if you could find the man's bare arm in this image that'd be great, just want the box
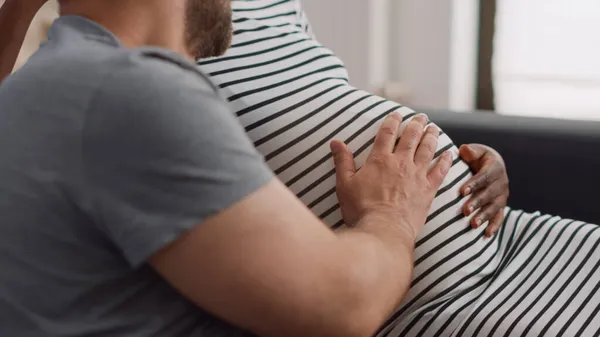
[150,114,452,337]
[0,0,46,82]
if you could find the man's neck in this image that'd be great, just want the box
[59,0,191,59]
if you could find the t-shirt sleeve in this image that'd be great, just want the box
[81,50,274,267]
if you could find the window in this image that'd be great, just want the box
[494,0,600,120]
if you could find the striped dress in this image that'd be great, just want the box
[198,1,600,336]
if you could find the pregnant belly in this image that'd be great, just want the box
[197,20,502,333]
[220,79,504,336]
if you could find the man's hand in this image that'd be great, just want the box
[331,113,453,238]
[459,144,510,237]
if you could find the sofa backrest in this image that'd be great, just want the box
[427,110,600,225]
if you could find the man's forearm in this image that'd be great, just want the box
[259,218,417,337]
[333,215,417,333]
[0,0,43,82]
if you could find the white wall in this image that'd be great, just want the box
[390,0,454,108]
[449,0,480,111]
[300,0,374,91]
[302,0,479,111]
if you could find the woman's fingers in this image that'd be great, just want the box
[463,180,497,216]
[461,160,502,196]
[486,210,505,237]
[459,144,485,166]
[471,197,505,229]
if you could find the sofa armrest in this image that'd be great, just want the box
[423,110,600,225]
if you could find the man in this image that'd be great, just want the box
[0,0,454,336]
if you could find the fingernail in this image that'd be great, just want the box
[464,187,472,196]
[492,225,499,235]
[415,114,428,123]
[475,218,482,226]
[468,205,475,214]
[330,141,340,154]
[388,112,402,120]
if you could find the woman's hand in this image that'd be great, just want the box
[459,144,510,237]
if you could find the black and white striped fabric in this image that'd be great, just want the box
[197,1,600,336]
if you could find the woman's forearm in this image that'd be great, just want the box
[0,0,44,82]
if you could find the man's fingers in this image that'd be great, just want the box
[371,112,403,157]
[395,114,428,159]
[427,151,453,188]
[485,210,505,237]
[414,125,440,167]
[461,160,501,196]
[330,140,356,182]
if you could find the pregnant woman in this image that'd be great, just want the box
[197,1,600,336]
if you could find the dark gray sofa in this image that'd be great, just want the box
[424,110,600,225]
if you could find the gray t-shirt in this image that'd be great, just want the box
[0,16,272,337]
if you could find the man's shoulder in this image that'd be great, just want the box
[19,42,218,99]
[61,46,219,101]
[7,41,217,106]
[103,47,220,96]
[82,47,237,150]
[89,47,226,119]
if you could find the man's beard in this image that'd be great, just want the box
[185,0,233,60]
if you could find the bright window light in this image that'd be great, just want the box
[495,0,600,120]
